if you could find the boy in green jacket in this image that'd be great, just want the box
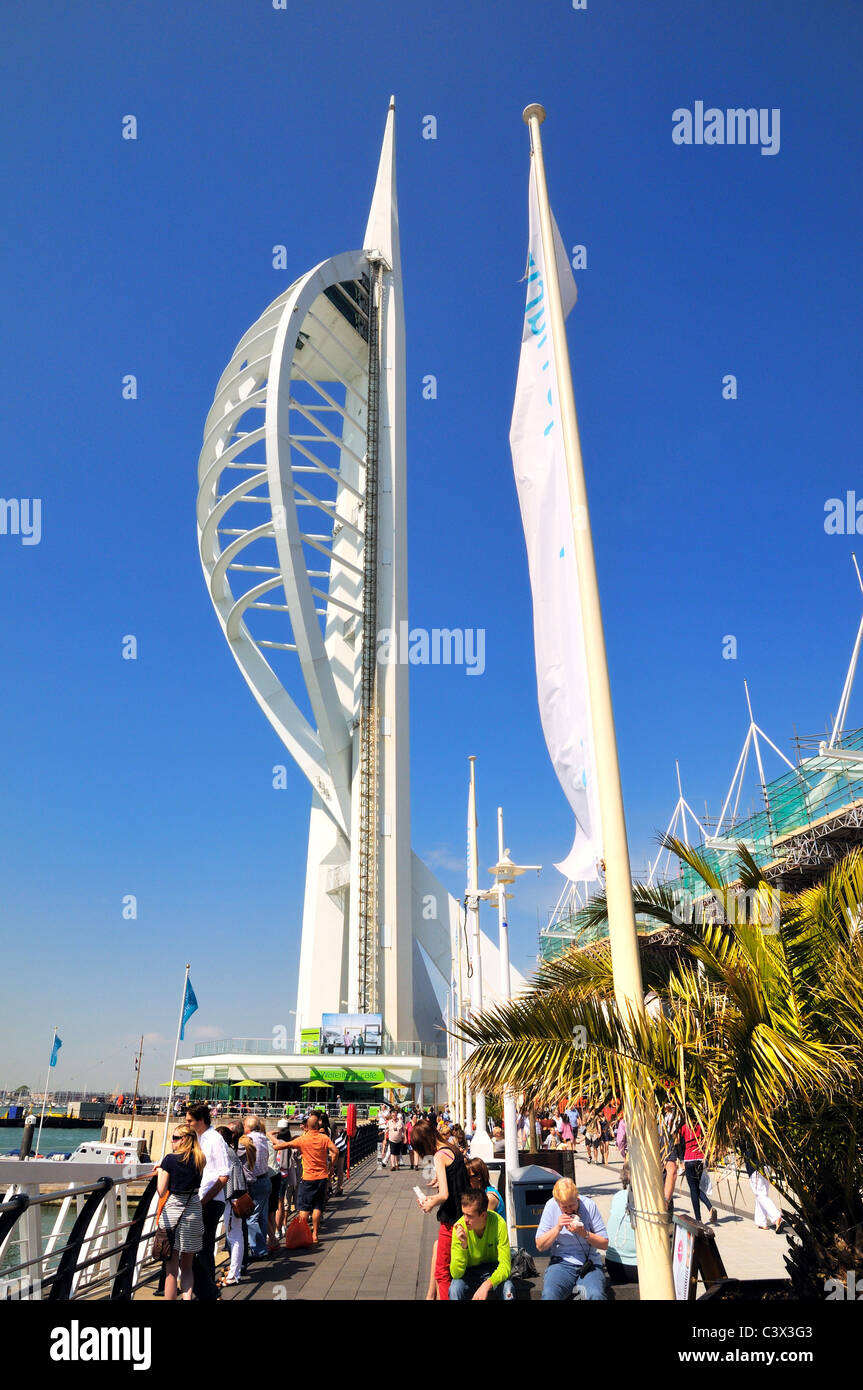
[449,1188,515,1300]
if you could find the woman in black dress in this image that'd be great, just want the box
[410,1118,469,1301]
[157,1123,205,1301]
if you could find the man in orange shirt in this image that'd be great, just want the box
[271,1114,338,1244]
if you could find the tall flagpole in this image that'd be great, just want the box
[467,756,486,1135]
[35,1030,58,1158]
[449,893,461,1122]
[497,810,523,1247]
[131,1034,144,1116]
[522,104,674,1300]
[161,963,191,1160]
[457,917,467,1124]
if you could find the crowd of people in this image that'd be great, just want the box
[376,1096,782,1301]
[153,1101,345,1300]
[152,1095,782,1301]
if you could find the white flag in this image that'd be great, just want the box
[509,165,602,882]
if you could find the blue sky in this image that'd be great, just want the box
[2,0,861,1090]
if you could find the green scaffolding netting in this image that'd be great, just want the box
[540,727,863,959]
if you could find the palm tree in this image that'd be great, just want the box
[456,839,863,1297]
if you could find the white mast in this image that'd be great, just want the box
[707,683,794,847]
[829,554,863,748]
[647,761,709,885]
[466,755,485,1133]
[161,965,190,1160]
[522,104,674,1299]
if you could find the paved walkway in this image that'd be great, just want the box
[220,1159,435,1303]
[565,1149,789,1286]
[137,1149,790,1301]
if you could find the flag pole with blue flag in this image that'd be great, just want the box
[161,965,197,1159]
[35,1029,62,1156]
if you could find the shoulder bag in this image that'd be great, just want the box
[152,1191,193,1261]
[225,1155,255,1218]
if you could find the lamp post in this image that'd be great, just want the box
[480,807,540,1245]
[464,756,484,1136]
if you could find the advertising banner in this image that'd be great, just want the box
[309,1067,386,1084]
[320,1013,382,1055]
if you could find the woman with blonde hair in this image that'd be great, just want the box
[156,1123,206,1301]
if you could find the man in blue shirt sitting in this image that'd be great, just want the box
[536,1177,609,1300]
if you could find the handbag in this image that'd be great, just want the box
[284,1211,314,1250]
[152,1192,192,1261]
[231,1191,255,1219]
[510,1249,538,1281]
[225,1152,255,1218]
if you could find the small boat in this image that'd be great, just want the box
[67,1135,152,1165]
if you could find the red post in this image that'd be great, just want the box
[346,1102,357,1179]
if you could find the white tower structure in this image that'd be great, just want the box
[196,102,518,1061]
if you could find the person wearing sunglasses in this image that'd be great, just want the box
[157,1125,205,1300]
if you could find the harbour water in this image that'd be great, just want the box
[1,1129,98,1281]
[1,1126,98,1157]
[0,1127,151,1282]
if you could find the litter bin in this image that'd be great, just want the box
[510,1164,560,1257]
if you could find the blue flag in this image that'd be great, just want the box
[180,979,198,1040]
[49,1033,62,1068]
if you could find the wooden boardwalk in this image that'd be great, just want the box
[135,1147,788,1302]
[221,1158,436,1303]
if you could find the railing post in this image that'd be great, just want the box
[0,1192,29,1274]
[22,1200,43,1300]
[111,1174,159,1301]
[48,1177,113,1301]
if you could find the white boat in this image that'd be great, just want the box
[66,1135,152,1165]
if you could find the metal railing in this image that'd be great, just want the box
[191,1037,447,1058]
[0,1170,160,1301]
[0,1121,379,1300]
[114,1103,387,1128]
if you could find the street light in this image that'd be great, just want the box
[483,807,541,1246]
